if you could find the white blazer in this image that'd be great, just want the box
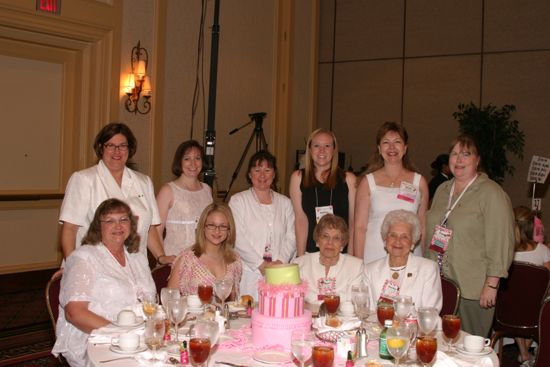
[364,254,442,313]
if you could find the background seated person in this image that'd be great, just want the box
[294,214,364,312]
[168,203,242,298]
[364,209,442,312]
[52,199,156,367]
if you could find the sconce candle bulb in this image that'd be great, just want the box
[124,40,152,114]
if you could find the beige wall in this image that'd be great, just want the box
[317,0,550,230]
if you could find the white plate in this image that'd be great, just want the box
[109,345,147,354]
[456,345,492,356]
[188,307,203,313]
[226,301,246,312]
[252,350,293,364]
[112,316,145,328]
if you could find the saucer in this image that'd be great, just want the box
[188,306,203,314]
[109,344,147,354]
[112,316,144,328]
[252,350,292,364]
[456,345,492,356]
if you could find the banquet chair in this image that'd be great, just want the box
[440,276,460,316]
[45,273,62,331]
[490,261,550,361]
[151,264,171,298]
[534,297,550,367]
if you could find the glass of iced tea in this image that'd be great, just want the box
[442,314,461,352]
[198,283,213,313]
[416,336,437,366]
[377,302,395,326]
[189,337,211,366]
[312,345,334,367]
[323,294,340,326]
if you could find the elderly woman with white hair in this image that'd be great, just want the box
[364,209,442,312]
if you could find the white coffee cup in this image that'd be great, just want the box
[187,294,202,308]
[117,310,137,326]
[340,301,355,316]
[463,335,490,353]
[112,332,140,351]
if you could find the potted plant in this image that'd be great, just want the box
[452,102,525,184]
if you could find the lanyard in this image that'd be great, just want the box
[314,187,333,207]
[441,175,478,225]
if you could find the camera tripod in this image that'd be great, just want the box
[224,112,268,201]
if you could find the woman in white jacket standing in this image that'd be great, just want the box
[229,150,296,299]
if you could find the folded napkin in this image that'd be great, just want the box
[88,323,144,344]
[434,351,494,367]
[134,350,168,366]
[313,316,362,333]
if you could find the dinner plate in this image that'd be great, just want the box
[456,345,492,356]
[188,307,204,314]
[252,350,293,364]
[112,316,145,328]
[226,301,246,312]
[109,345,147,354]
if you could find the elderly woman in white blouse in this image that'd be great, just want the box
[294,214,364,310]
[364,209,442,312]
[52,199,156,367]
[229,150,296,299]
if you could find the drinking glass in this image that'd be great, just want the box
[161,287,181,312]
[394,295,413,320]
[416,336,437,366]
[291,330,315,367]
[351,289,370,321]
[189,319,219,366]
[141,292,158,319]
[386,325,411,367]
[214,279,233,310]
[312,345,334,367]
[377,302,395,326]
[198,283,213,313]
[417,307,439,336]
[442,314,461,352]
[323,294,340,326]
[144,318,165,363]
[404,316,418,349]
[167,298,187,344]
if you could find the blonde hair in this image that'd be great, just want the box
[192,203,238,263]
[514,206,536,252]
[303,128,341,189]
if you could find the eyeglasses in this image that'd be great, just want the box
[320,233,344,243]
[103,143,129,152]
[205,223,230,232]
[100,217,131,226]
[450,151,473,159]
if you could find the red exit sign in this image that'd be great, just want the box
[36,0,61,15]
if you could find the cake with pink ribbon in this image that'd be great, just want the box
[251,263,312,348]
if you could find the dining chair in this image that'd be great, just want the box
[440,276,460,316]
[534,296,550,367]
[490,261,550,362]
[45,272,62,331]
[151,264,171,298]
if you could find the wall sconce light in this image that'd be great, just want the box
[124,41,152,114]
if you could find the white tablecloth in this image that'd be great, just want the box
[86,318,499,367]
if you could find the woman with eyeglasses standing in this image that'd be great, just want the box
[59,122,172,265]
[168,203,242,297]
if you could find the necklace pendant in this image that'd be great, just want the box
[392,272,399,280]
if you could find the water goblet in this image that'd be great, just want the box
[141,292,158,319]
[416,336,437,366]
[291,330,315,367]
[197,283,213,313]
[442,314,461,352]
[386,325,411,367]
[214,278,233,310]
[189,319,219,367]
[394,295,413,320]
[144,318,165,363]
[167,298,187,344]
[351,290,370,323]
[417,307,439,336]
[161,287,181,312]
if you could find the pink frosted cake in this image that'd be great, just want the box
[251,264,312,349]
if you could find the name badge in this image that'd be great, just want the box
[315,205,334,223]
[429,224,452,253]
[317,277,336,300]
[380,279,400,301]
[397,181,417,203]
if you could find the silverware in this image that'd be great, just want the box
[215,361,248,367]
[186,323,195,337]
[99,356,134,363]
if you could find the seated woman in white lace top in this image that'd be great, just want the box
[52,199,156,367]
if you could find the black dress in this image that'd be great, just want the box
[300,169,349,253]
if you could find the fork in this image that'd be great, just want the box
[99,356,135,363]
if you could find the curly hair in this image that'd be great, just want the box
[313,214,349,247]
[380,209,421,245]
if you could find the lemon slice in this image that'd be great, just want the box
[387,338,406,349]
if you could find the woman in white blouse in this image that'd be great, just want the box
[52,199,156,367]
[229,150,296,299]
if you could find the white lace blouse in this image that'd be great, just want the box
[52,244,155,367]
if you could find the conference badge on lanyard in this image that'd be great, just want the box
[429,224,452,253]
[315,205,334,223]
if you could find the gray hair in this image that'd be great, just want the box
[380,209,421,244]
